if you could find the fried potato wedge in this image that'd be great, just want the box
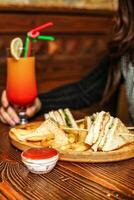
[41,139,54,148]
[71,142,90,152]
[68,133,78,144]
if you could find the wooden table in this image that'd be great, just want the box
[0,121,134,200]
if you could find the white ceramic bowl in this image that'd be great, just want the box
[21,148,59,174]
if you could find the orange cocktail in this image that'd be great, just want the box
[6,57,37,107]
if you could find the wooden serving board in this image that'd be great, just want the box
[59,144,134,162]
[9,122,134,163]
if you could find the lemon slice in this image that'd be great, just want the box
[10,37,23,60]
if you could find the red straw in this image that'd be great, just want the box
[31,22,53,33]
[27,39,32,57]
[29,22,53,38]
[28,31,39,39]
[26,22,54,56]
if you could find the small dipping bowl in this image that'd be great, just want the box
[21,148,59,174]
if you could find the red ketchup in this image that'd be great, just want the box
[22,148,58,160]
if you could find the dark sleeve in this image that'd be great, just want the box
[38,55,110,113]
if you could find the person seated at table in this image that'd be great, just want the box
[0,0,134,126]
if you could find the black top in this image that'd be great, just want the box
[38,55,110,113]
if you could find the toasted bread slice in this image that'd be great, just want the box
[54,110,65,126]
[92,112,110,151]
[11,120,52,141]
[86,116,92,131]
[85,111,105,145]
[48,111,57,121]
[102,118,134,151]
[58,109,67,126]
[11,119,68,148]
[43,119,68,148]
[64,108,78,128]
[98,116,114,150]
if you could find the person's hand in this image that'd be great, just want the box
[0,90,42,126]
[25,97,42,119]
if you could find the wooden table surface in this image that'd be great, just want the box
[0,121,134,200]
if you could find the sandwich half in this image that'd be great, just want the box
[91,112,110,151]
[102,118,134,151]
[85,111,106,146]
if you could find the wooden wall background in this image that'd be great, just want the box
[0,5,125,121]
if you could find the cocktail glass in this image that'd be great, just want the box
[6,48,37,124]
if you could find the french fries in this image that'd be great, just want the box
[59,144,72,151]
[41,139,54,148]
[78,131,88,143]
[68,133,78,144]
[71,142,90,152]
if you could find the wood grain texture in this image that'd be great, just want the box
[0,1,118,13]
[0,181,25,200]
[0,3,117,14]
[0,120,134,200]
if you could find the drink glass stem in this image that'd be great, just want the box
[19,111,28,125]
